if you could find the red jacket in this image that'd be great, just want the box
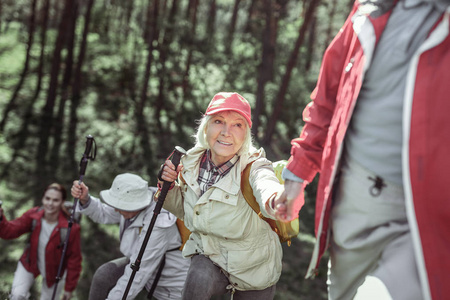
[286,2,450,300]
[0,207,82,292]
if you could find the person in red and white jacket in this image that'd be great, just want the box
[0,183,82,300]
[275,1,450,300]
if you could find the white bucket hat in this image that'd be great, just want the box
[99,173,152,211]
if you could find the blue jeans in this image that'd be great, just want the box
[182,254,276,300]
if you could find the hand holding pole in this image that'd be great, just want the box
[51,135,96,300]
[122,146,186,300]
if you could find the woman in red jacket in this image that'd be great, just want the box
[0,183,82,300]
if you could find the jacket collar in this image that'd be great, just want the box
[30,207,69,227]
[181,146,265,198]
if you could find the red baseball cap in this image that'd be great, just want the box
[205,92,252,127]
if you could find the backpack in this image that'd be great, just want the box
[241,160,300,246]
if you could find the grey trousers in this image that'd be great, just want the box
[88,257,130,300]
[328,155,422,300]
[182,254,276,300]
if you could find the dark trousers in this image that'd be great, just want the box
[182,254,276,300]
[88,257,129,300]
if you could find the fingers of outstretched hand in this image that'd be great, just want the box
[274,192,289,221]
[274,181,305,222]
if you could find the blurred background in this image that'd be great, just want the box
[0,0,353,298]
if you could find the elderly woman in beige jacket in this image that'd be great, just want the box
[158,92,284,300]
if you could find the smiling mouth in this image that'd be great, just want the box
[218,141,232,146]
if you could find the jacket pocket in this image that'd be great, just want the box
[227,244,274,289]
[208,188,239,206]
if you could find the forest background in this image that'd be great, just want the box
[0,0,353,299]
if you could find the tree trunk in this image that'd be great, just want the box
[206,0,216,43]
[262,0,320,146]
[50,0,78,176]
[0,0,52,180]
[68,0,95,176]
[0,0,37,132]
[35,0,75,199]
[304,13,317,72]
[136,0,159,177]
[185,0,195,20]
[225,0,241,54]
[252,0,277,139]
[182,0,198,98]
[124,0,134,40]
[154,0,179,156]
[244,0,256,33]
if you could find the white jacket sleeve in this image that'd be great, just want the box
[77,195,121,224]
[250,158,284,220]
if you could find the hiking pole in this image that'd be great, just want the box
[51,135,96,300]
[122,146,186,300]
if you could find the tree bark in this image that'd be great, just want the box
[124,0,134,40]
[154,0,179,155]
[0,0,52,181]
[68,0,95,176]
[225,0,241,54]
[304,13,317,72]
[0,0,37,132]
[136,0,159,177]
[244,0,256,33]
[182,0,198,98]
[206,0,216,43]
[50,0,78,176]
[252,0,277,139]
[262,0,320,146]
[35,0,75,198]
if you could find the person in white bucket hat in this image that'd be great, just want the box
[71,173,190,300]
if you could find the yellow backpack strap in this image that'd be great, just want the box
[176,173,191,250]
[240,162,260,214]
[179,172,186,185]
[176,218,190,250]
[241,162,278,232]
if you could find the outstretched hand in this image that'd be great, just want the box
[273,180,306,222]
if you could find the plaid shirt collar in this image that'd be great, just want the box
[197,150,239,195]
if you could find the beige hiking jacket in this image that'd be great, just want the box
[163,146,284,291]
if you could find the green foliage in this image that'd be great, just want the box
[0,0,353,298]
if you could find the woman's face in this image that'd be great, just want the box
[206,111,247,166]
[42,189,64,219]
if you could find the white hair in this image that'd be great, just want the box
[193,114,254,156]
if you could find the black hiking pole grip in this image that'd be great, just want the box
[122,146,186,300]
[51,135,96,300]
[79,135,95,177]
